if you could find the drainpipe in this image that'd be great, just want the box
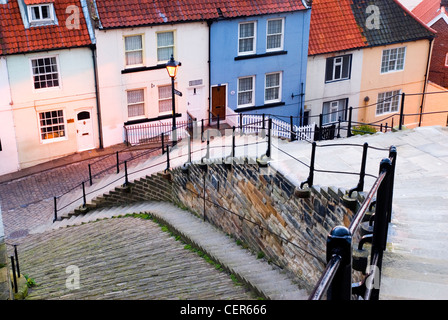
[207,19,213,125]
[419,37,434,127]
[90,44,104,149]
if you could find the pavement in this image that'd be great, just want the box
[1,125,448,300]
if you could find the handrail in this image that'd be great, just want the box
[308,254,342,300]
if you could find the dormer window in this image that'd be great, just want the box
[28,4,55,25]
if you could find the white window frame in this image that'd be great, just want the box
[30,55,61,91]
[28,4,55,25]
[266,18,284,52]
[38,109,67,144]
[157,31,175,63]
[238,21,257,56]
[322,99,347,124]
[124,34,144,68]
[237,76,255,108]
[264,72,282,104]
[126,88,146,120]
[381,47,406,73]
[376,90,401,115]
[158,84,174,115]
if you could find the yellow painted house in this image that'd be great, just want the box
[307,0,437,132]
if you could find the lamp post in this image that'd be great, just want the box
[166,54,180,146]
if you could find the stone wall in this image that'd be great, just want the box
[171,161,361,291]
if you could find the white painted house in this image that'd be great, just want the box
[91,0,211,147]
[0,0,98,172]
[0,56,20,175]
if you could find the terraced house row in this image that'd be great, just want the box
[0,0,445,175]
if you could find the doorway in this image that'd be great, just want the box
[211,85,226,121]
[76,110,95,152]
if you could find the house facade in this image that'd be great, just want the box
[209,4,311,126]
[306,0,436,131]
[91,0,212,147]
[0,0,98,172]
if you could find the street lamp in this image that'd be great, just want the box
[166,54,180,145]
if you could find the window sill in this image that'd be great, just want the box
[235,102,285,113]
[234,50,287,61]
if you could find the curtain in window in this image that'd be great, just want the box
[323,99,347,124]
[267,20,282,50]
[127,89,145,118]
[158,85,172,113]
[238,77,253,105]
[239,23,254,53]
[157,32,174,61]
[265,73,280,101]
[125,36,143,66]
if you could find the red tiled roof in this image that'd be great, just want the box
[412,0,447,24]
[24,0,55,4]
[94,0,307,29]
[309,0,436,55]
[0,0,92,55]
[308,0,367,55]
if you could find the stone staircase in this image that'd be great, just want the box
[29,201,308,300]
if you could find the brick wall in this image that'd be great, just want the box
[429,18,448,89]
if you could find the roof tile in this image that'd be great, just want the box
[0,0,92,55]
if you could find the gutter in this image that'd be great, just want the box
[207,19,213,124]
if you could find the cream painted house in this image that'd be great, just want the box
[306,0,435,133]
[0,0,98,172]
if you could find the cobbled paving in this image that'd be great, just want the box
[0,149,256,300]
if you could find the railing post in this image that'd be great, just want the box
[369,158,392,300]
[82,181,87,207]
[88,164,93,186]
[290,116,296,141]
[14,245,20,278]
[301,142,316,188]
[165,146,170,171]
[326,226,352,300]
[337,117,341,138]
[399,92,405,130]
[387,146,397,223]
[232,126,236,158]
[318,114,323,141]
[10,256,17,294]
[116,151,120,174]
[217,114,220,130]
[266,118,272,158]
[53,196,58,222]
[348,107,353,137]
[124,161,129,186]
[201,119,205,142]
[161,132,165,154]
[262,114,266,129]
[349,142,368,197]
[239,113,243,132]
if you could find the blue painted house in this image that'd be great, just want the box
[209,0,311,126]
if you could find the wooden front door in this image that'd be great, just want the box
[211,85,226,121]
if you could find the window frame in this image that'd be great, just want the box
[237,76,255,108]
[264,72,282,104]
[124,34,144,68]
[158,84,174,115]
[238,21,257,56]
[28,4,55,25]
[30,55,61,91]
[38,109,67,144]
[266,18,284,52]
[325,54,352,83]
[445,52,448,67]
[322,99,347,124]
[126,88,146,120]
[376,89,402,116]
[156,31,175,63]
[381,47,406,74]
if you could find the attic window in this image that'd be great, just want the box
[28,4,55,25]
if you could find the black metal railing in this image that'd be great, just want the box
[309,146,397,300]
